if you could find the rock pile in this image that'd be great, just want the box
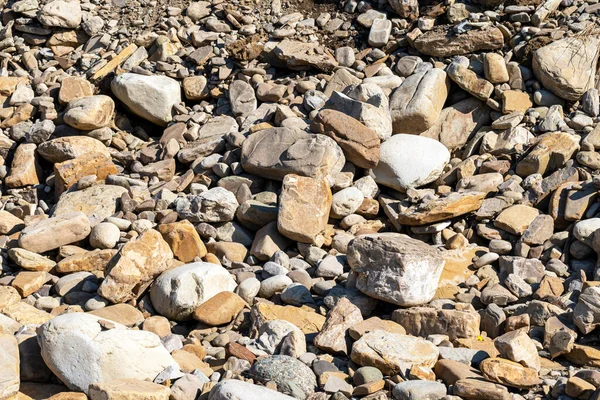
[2,0,600,398]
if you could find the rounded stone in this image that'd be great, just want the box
[247,355,317,399]
[353,366,384,385]
[89,222,120,249]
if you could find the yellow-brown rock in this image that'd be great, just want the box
[277,174,332,244]
[516,132,579,177]
[4,143,40,188]
[58,76,94,105]
[88,379,170,400]
[158,220,207,263]
[193,291,246,326]
[98,229,174,303]
[11,271,50,297]
[397,192,486,226]
[250,303,325,334]
[56,249,118,273]
[479,358,539,388]
[54,152,117,195]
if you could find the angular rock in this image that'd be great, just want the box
[193,291,246,326]
[392,307,480,341]
[54,184,128,227]
[314,298,363,355]
[54,152,117,195]
[98,229,174,304]
[158,220,207,263]
[38,136,111,164]
[347,233,445,306]
[413,25,504,57]
[63,95,114,130]
[88,379,171,400]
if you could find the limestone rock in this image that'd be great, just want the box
[158,220,207,263]
[53,184,128,227]
[414,25,504,57]
[19,212,91,254]
[38,136,111,164]
[88,379,170,400]
[392,307,480,341]
[314,298,363,355]
[347,233,445,306]
[63,95,114,130]
[150,262,237,321]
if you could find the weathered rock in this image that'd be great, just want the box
[351,331,439,375]
[54,152,117,195]
[150,262,237,321]
[229,80,257,118]
[241,127,345,181]
[193,291,246,326]
[19,212,91,254]
[347,233,445,306]
[111,73,181,126]
[158,220,207,262]
[0,333,19,400]
[533,37,600,101]
[63,95,114,130]
[247,355,317,399]
[311,109,380,169]
[395,192,487,226]
[38,136,111,164]
[390,68,449,134]
[88,379,171,400]
[494,330,541,371]
[250,303,325,335]
[54,185,128,227]
[272,40,338,72]
[479,358,540,389]
[277,174,332,243]
[5,143,40,188]
[38,0,82,28]
[392,307,480,340]
[314,298,363,355]
[516,132,579,177]
[413,25,504,57]
[38,313,178,393]
[209,379,296,400]
[98,229,174,304]
[494,205,540,235]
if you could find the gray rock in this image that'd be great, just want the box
[208,379,296,400]
[393,380,447,400]
[229,80,257,117]
[175,187,239,223]
[247,355,317,399]
[38,0,82,28]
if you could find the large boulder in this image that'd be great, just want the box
[111,73,181,126]
[37,313,178,393]
[0,333,19,399]
[150,262,237,321]
[370,134,450,192]
[533,37,600,101]
[241,127,345,181]
[347,233,445,306]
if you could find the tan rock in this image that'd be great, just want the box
[502,90,533,114]
[397,192,487,226]
[18,212,91,254]
[453,378,511,400]
[182,76,209,100]
[193,291,246,326]
[566,376,596,399]
[0,211,24,235]
[311,109,380,169]
[494,204,539,235]
[88,379,170,400]
[314,298,363,355]
[413,25,504,57]
[171,349,208,373]
[56,249,118,273]
[447,62,493,100]
[142,316,171,338]
[1,302,53,325]
[38,136,111,164]
[0,333,19,400]
[434,359,482,385]
[58,76,94,105]
[4,143,40,188]
[98,229,174,304]
[91,43,138,80]
[158,220,207,263]
[277,174,332,244]
[12,271,50,297]
[46,391,88,400]
[1,103,35,129]
[484,53,509,84]
[566,344,600,367]
[54,152,117,195]
[479,358,539,389]
[250,221,292,261]
[8,248,56,271]
[392,307,480,341]
[53,184,128,227]
[516,132,579,177]
[348,317,406,340]
[494,329,541,371]
[250,303,325,335]
[351,331,439,375]
[0,77,30,96]
[206,241,248,263]
[0,287,20,309]
[88,304,144,327]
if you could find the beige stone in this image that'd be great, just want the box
[12,271,50,297]
[314,298,363,355]
[397,192,487,226]
[0,211,24,235]
[392,307,480,341]
[206,242,247,263]
[8,248,56,271]
[494,204,540,235]
[480,358,540,389]
[502,90,533,114]
[89,379,170,400]
[0,333,19,400]
[250,303,325,335]
[38,136,111,164]
[348,317,406,340]
[484,53,509,84]
[277,174,332,244]
[18,212,91,254]
[98,229,173,303]
[516,132,579,177]
[0,287,20,309]
[182,76,209,100]
[88,304,144,327]
[1,302,53,325]
[142,316,171,338]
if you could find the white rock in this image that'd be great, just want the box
[252,319,306,356]
[370,134,450,192]
[149,262,237,321]
[111,73,181,126]
[236,277,261,304]
[259,275,293,298]
[573,218,600,247]
[208,379,297,400]
[330,187,364,219]
[89,222,120,249]
[37,313,178,393]
[38,0,82,28]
